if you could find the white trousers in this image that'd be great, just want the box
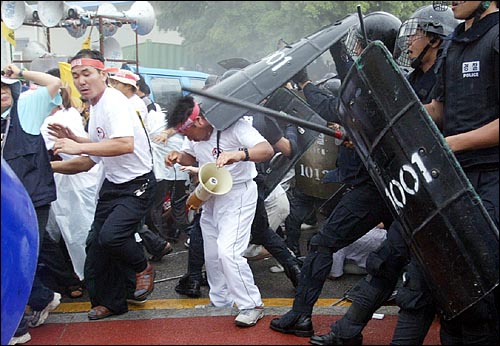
[200,180,263,310]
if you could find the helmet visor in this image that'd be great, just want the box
[344,26,369,58]
[394,19,426,67]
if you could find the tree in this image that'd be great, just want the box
[152,1,428,73]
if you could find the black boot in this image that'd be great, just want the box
[284,263,302,288]
[309,330,363,345]
[175,273,201,298]
[270,310,314,337]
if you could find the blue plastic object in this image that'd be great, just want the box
[1,158,39,345]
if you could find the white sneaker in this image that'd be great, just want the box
[8,332,31,345]
[235,307,264,327]
[28,292,61,328]
[269,264,284,273]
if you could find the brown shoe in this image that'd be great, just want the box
[87,306,115,320]
[149,242,173,262]
[134,262,155,300]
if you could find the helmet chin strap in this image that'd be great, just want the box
[465,1,491,21]
[410,36,438,70]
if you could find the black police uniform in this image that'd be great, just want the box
[323,46,452,343]
[431,11,499,345]
[270,56,395,334]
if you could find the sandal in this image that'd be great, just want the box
[67,285,84,299]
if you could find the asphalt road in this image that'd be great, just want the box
[61,221,365,307]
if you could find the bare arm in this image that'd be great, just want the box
[53,137,134,157]
[424,99,444,129]
[51,156,96,174]
[446,119,499,153]
[3,64,61,99]
[48,123,91,143]
[152,128,176,145]
[215,140,274,168]
[165,150,197,167]
[273,137,293,158]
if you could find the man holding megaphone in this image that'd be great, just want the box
[165,95,274,328]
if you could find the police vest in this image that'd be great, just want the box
[443,16,499,168]
[1,101,57,208]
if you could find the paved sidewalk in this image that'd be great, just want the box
[27,304,441,345]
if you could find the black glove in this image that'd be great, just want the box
[329,39,347,63]
[291,67,309,86]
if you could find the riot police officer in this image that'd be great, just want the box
[305,6,461,345]
[269,11,402,340]
[424,1,499,344]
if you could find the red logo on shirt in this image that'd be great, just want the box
[212,147,222,158]
[96,127,106,140]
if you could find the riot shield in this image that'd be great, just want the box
[260,87,327,199]
[337,41,499,319]
[294,132,343,200]
[196,13,359,131]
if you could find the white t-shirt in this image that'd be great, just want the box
[88,87,152,184]
[41,107,86,161]
[181,118,267,184]
[129,94,149,122]
[144,109,189,181]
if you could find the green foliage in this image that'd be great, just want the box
[152,1,429,72]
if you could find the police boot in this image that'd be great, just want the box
[175,273,201,298]
[310,330,363,345]
[270,310,314,337]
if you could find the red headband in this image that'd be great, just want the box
[176,102,200,134]
[70,58,105,70]
[113,70,139,81]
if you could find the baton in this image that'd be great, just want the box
[182,86,347,141]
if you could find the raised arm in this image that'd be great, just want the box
[3,64,61,98]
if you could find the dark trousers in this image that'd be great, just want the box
[391,260,436,345]
[145,179,189,239]
[38,231,81,293]
[292,182,393,314]
[137,223,167,257]
[84,172,156,313]
[251,191,299,269]
[330,221,411,340]
[284,188,325,256]
[186,212,204,281]
[28,205,55,311]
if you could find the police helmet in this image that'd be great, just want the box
[394,5,459,67]
[344,11,402,58]
[432,1,497,19]
[320,77,342,97]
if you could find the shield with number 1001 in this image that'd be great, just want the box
[337,41,499,319]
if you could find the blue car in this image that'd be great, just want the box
[125,65,208,111]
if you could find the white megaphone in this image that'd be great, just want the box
[95,3,123,37]
[64,19,88,38]
[1,1,39,30]
[124,1,156,36]
[22,41,50,70]
[66,4,85,19]
[91,37,123,69]
[186,162,233,210]
[37,1,65,27]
